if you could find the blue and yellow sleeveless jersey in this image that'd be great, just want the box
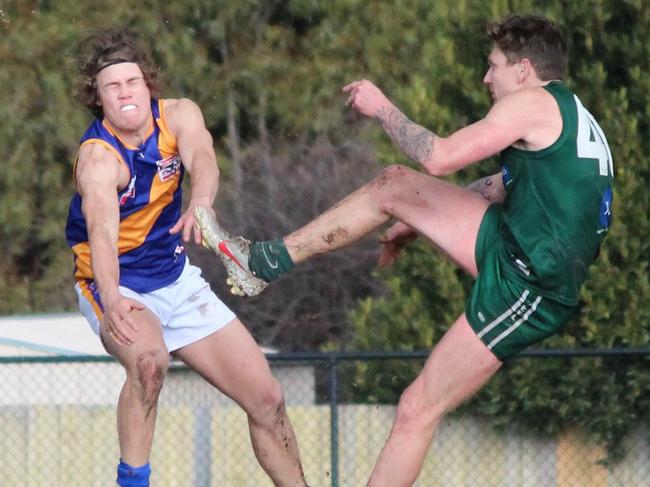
[65,98,186,307]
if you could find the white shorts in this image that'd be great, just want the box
[75,259,236,352]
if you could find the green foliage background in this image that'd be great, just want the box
[0,0,648,462]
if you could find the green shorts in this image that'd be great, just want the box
[466,205,577,360]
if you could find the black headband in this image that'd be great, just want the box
[94,58,134,75]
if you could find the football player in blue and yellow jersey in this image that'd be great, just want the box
[65,29,308,487]
[195,14,614,487]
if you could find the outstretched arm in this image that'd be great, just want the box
[377,106,436,170]
[166,98,220,244]
[344,79,541,177]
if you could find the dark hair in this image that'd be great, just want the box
[74,28,161,118]
[488,14,568,81]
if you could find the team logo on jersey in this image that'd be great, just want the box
[502,165,513,186]
[173,244,185,261]
[119,176,137,206]
[597,186,613,235]
[156,155,181,182]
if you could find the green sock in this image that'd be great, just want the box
[249,239,295,282]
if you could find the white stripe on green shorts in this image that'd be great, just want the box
[477,290,530,339]
[487,295,543,350]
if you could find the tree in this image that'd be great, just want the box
[0,0,648,461]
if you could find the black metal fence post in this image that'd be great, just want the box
[328,354,339,487]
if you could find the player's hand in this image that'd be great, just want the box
[102,295,144,346]
[378,222,418,268]
[170,199,214,244]
[343,79,392,118]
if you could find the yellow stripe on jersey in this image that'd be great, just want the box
[72,242,93,280]
[72,175,181,275]
[77,279,104,320]
[72,176,181,274]
[117,173,181,253]
[157,99,178,159]
[77,138,131,183]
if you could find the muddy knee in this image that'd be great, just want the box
[374,164,420,213]
[248,379,286,424]
[135,349,169,408]
[375,164,414,188]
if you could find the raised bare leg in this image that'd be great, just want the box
[195,165,489,295]
[284,164,490,274]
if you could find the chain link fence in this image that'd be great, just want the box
[0,350,647,486]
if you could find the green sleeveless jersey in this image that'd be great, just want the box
[499,81,614,305]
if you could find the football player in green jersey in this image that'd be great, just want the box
[196,13,613,487]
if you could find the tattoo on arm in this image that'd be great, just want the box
[377,106,436,165]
